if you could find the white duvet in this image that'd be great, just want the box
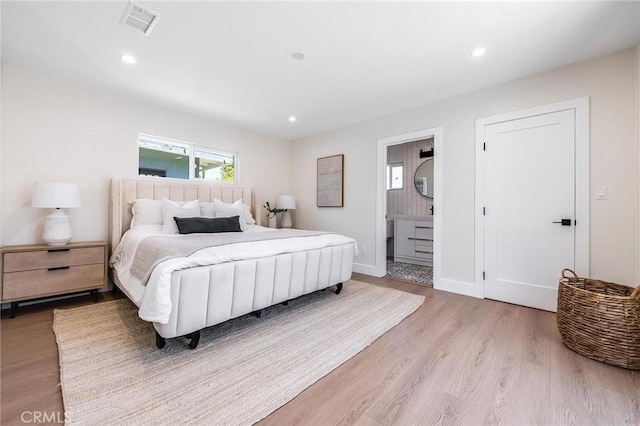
[110,225,357,324]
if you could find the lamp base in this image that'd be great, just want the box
[43,209,72,245]
[281,211,292,228]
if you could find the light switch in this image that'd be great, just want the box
[595,186,607,200]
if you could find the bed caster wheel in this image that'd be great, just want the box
[252,309,262,318]
[155,332,166,349]
[335,283,343,294]
[187,331,200,350]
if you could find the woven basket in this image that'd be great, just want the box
[557,269,640,370]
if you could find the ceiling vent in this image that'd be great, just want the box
[120,1,160,36]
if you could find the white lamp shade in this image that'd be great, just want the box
[277,195,296,210]
[32,182,81,208]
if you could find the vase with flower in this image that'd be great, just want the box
[263,201,285,228]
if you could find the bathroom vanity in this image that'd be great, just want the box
[394,215,433,267]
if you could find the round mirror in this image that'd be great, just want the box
[414,159,434,198]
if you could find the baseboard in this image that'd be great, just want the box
[352,262,382,277]
[434,277,483,299]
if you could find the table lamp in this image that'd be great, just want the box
[31,182,81,245]
[277,195,296,228]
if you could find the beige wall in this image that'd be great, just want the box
[1,64,292,246]
[292,48,639,286]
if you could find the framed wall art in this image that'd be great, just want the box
[317,154,344,207]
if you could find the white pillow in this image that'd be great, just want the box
[200,202,216,218]
[129,199,163,228]
[208,199,256,225]
[162,198,201,234]
[213,199,247,231]
[243,203,257,225]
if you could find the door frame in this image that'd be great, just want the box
[376,127,443,280]
[474,97,590,296]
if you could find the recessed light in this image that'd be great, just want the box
[291,52,305,60]
[289,116,297,122]
[471,47,486,57]
[121,54,136,64]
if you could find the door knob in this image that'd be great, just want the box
[552,219,572,226]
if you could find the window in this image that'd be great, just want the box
[194,149,235,182]
[138,137,190,179]
[138,135,237,183]
[386,162,403,190]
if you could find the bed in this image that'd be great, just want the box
[109,178,355,349]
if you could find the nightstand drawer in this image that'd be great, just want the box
[2,264,105,300]
[3,247,104,273]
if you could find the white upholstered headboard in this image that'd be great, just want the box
[110,178,258,252]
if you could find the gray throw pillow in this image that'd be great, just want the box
[174,216,242,234]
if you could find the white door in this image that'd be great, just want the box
[483,109,576,311]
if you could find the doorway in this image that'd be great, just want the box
[386,138,434,285]
[376,127,443,283]
[475,98,589,312]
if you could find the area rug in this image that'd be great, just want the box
[386,260,433,286]
[53,280,424,425]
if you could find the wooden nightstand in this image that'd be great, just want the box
[1,241,107,317]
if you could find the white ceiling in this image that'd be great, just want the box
[3,1,639,140]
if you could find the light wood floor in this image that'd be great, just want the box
[2,274,638,425]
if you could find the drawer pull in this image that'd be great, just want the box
[415,226,433,229]
[415,250,433,254]
[48,266,70,271]
[48,248,70,253]
[408,238,433,241]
